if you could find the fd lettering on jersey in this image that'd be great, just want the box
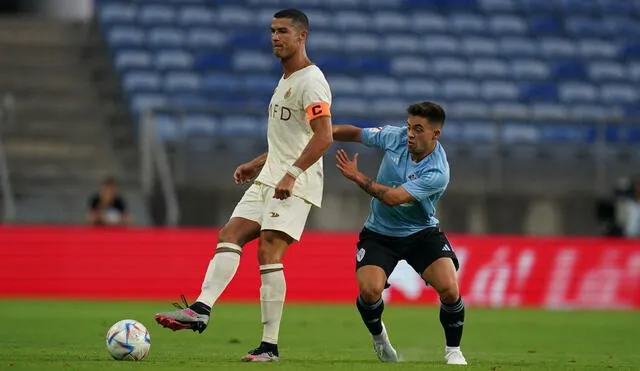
[269,104,292,121]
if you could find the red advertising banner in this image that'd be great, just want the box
[1,226,639,309]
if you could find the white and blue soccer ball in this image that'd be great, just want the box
[105,319,151,361]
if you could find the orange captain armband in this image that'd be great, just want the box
[306,102,331,120]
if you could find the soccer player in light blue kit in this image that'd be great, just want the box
[332,102,467,365]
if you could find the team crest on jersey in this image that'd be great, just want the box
[368,127,383,133]
[408,173,417,180]
[284,88,292,99]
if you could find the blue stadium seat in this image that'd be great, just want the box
[423,35,460,55]
[154,50,193,70]
[479,0,516,12]
[401,79,438,99]
[372,11,410,32]
[458,120,497,143]
[169,93,209,108]
[328,76,361,95]
[218,6,253,26]
[602,17,640,37]
[450,14,487,34]
[600,84,639,103]
[510,59,550,80]
[559,82,598,103]
[570,104,613,120]
[123,71,161,93]
[499,37,537,57]
[621,43,640,59]
[303,10,332,29]
[177,6,215,26]
[501,122,541,144]
[186,28,227,49]
[232,50,276,72]
[335,11,370,31]
[432,57,468,77]
[519,82,558,101]
[566,16,606,37]
[460,37,499,56]
[443,80,480,99]
[182,114,218,136]
[531,103,569,120]
[383,34,420,53]
[148,27,185,48]
[228,29,270,49]
[550,60,587,80]
[131,93,167,114]
[528,16,561,35]
[99,3,137,24]
[194,52,231,71]
[561,0,600,14]
[470,58,509,78]
[138,4,175,26]
[391,56,429,76]
[362,76,401,96]
[219,115,265,137]
[308,32,341,52]
[370,98,406,116]
[588,61,625,81]
[540,38,578,58]
[164,71,200,93]
[201,73,242,93]
[332,97,369,116]
[243,75,278,94]
[629,62,640,82]
[411,13,447,32]
[539,124,596,144]
[480,81,519,100]
[114,50,151,70]
[597,0,636,14]
[519,0,559,12]
[489,15,527,34]
[107,26,145,48]
[351,56,390,74]
[345,33,378,52]
[492,102,530,119]
[578,39,619,59]
[449,101,491,118]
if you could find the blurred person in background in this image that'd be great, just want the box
[623,178,640,238]
[87,177,130,226]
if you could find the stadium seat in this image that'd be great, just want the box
[628,62,640,82]
[201,73,242,93]
[460,37,499,56]
[194,52,231,71]
[499,37,538,57]
[154,50,193,70]
[531,103,570,120]
[243,75,279,94]
[99,3,137,24]
[510,59,550,80]
[219,115,266,139]
[480,81,519,100]
[401,79,438,99]
[345,33,378,52]
[539,38,578,58]
[443,80,480,99]
[372,11,410,31]
[335,11,369,31]
[303,10,332,29]
[182,114,218,136]
[559,82,598,103]
[411,13,447,32]
[131,93,167,114]
[529,16,561,35]
[423,35,460,55]
[432,57,468,77]
[550,60,587,80]
[492,102,530,119]
[114,50,152,70]
[362,76,401,96]
[123,71,161,93]
[588,61,626,81]
[519,82,558,102]
[390,56,429,76]
[370,98,406,116]
[489,15,527,34]
[600,84,639,103]
[328,76,361,95]
[218,6,253,26]
[450,14,487,34]
[232,50,276,72]
[449,101,491,118]
[501,122,541,144]
[470,59,509,78]
[138,4,175,26]
[177,6,215,26]
[154,114,180,141]
[307,32,341,52]
[107,26,145,48]
[331,97,369,116]
[186,28,227,49]
[566,16,605,37]
[383,34,420,53]
[577,39,619,59]
[170,93,209,108]
[148,27,185,48]
[479,0,516,12]
[164,72,201,93]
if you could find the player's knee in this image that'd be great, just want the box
[438,284,460,304]
[359,282,385,303]
[257,231,289,265]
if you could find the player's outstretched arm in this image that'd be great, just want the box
[335,149,414,207]
[332,124,362,142]
[233,152,267,185]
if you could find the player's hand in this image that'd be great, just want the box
[233,162,259,185]
[273,173,296,200]
[335,149,359,181]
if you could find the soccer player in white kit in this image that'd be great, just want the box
[154,9,333,362]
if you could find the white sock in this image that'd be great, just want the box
[195,242,242,307]
[260,264,286,344]
[446,346,461,352]
[373,323,389,344]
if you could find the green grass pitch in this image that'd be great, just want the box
[0,299,638,370]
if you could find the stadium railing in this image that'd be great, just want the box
[0,93,16,223]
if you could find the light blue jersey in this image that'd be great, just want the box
[360,125,450,237]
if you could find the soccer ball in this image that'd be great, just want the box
[105,319,151,361]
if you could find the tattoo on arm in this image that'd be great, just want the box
[358,176,389,201]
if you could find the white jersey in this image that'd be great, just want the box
[255,64,331,207]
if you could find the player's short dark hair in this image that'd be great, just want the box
[273,9,309,31]
[407,101,446,127]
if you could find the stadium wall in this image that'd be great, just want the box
[1,226,639,310]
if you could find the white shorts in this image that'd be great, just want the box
[230,183,312,241]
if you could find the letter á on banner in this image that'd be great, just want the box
[544,249,579,309]
[467,247,511,308]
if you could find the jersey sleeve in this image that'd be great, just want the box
[400,170,448,202]
[302,75,332,121]
[360,125,403,151]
